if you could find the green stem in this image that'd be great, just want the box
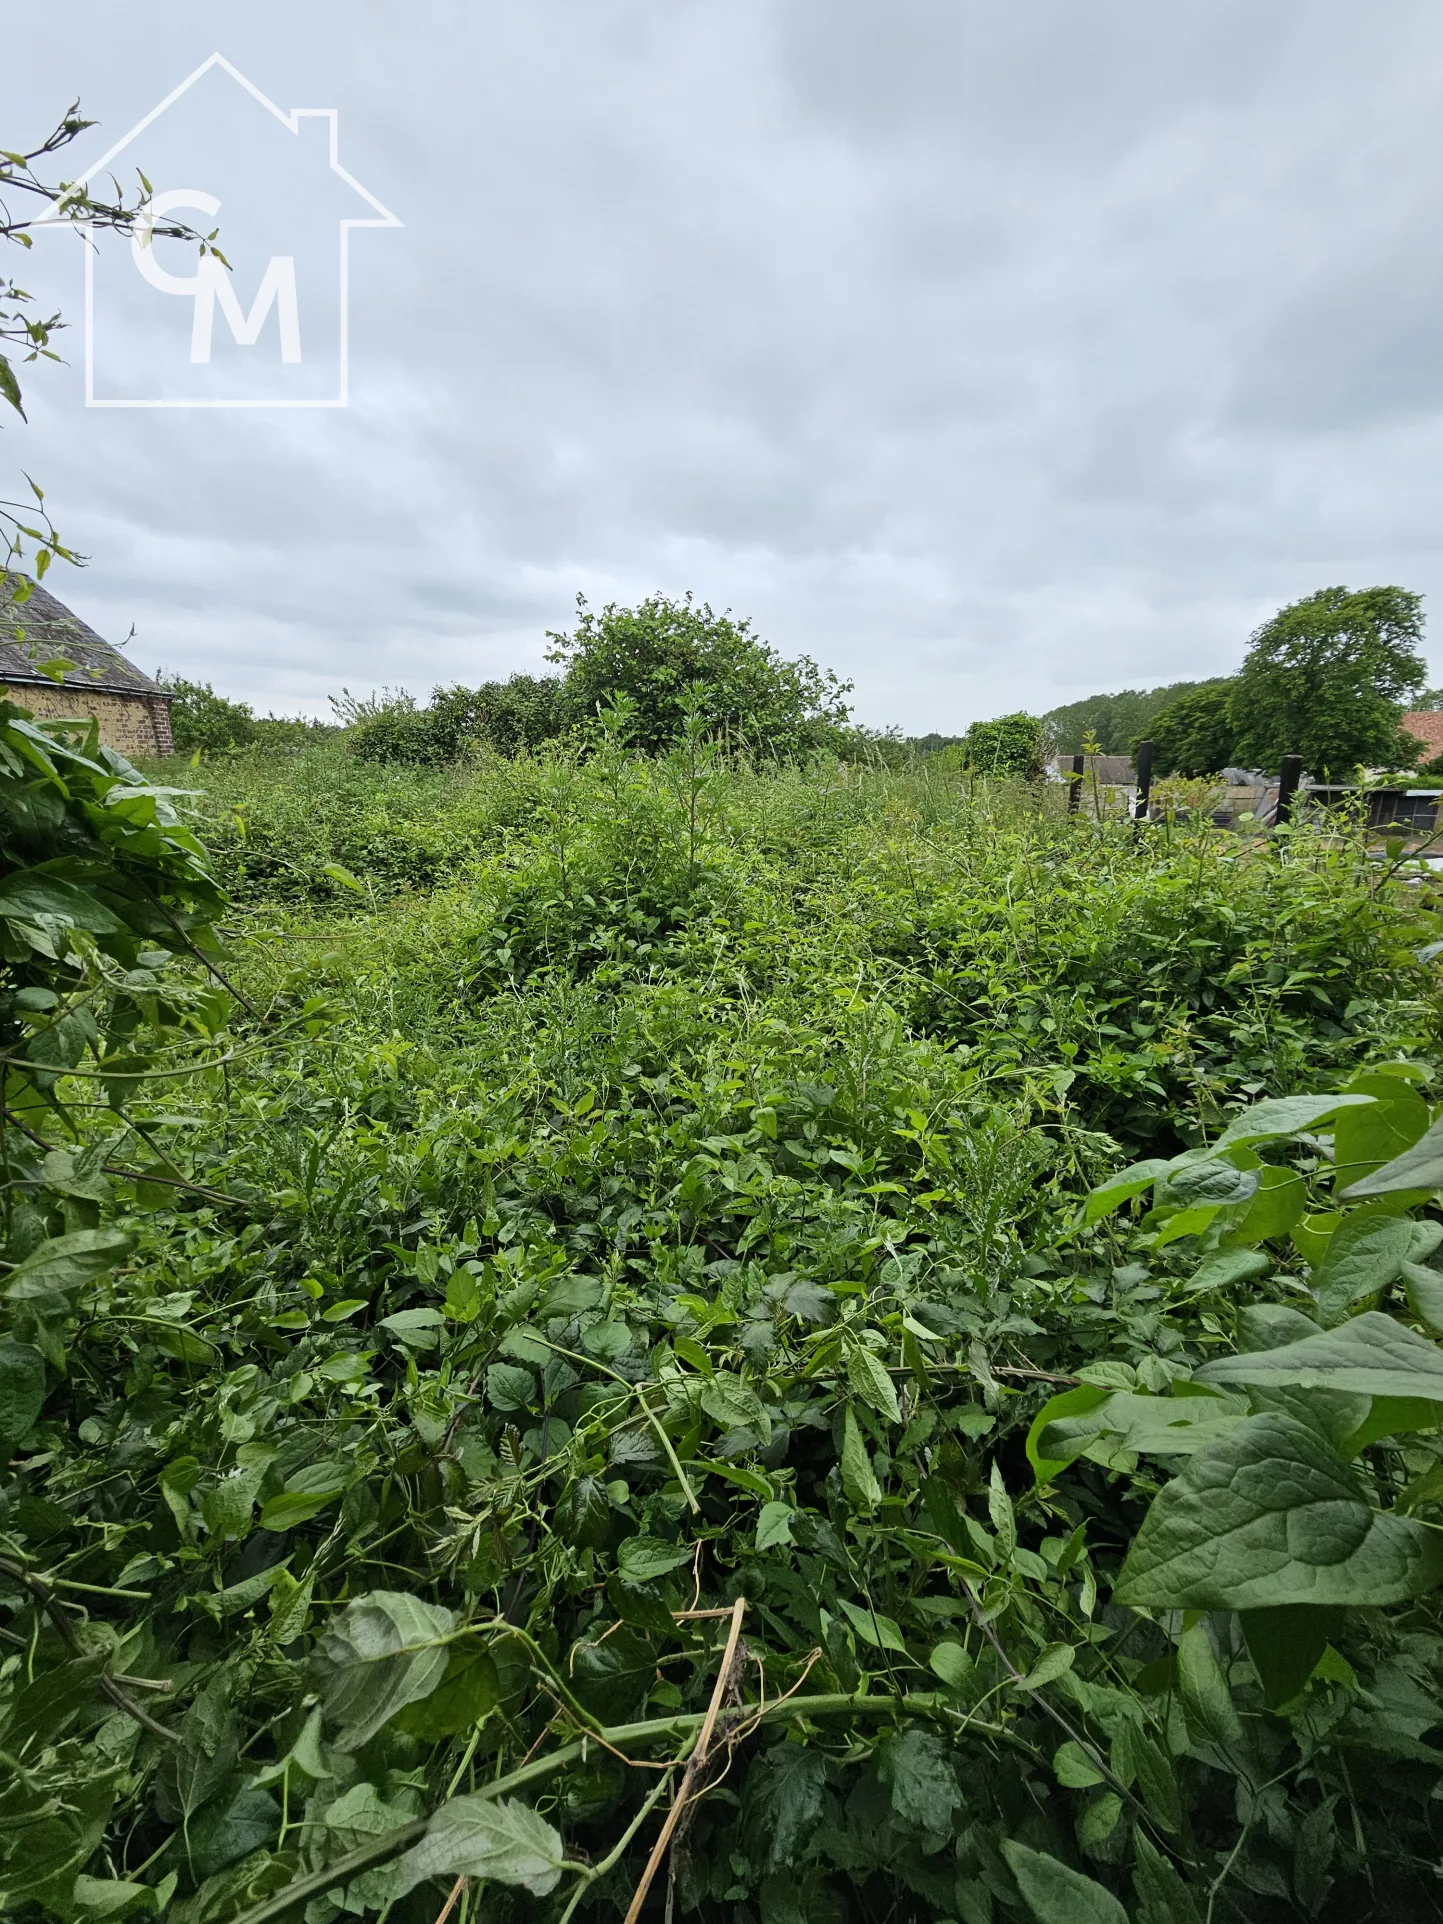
[522,1333,700,1513]
[226,1691,1030,1924]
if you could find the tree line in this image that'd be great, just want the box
[164,583,1438,784]
[1044,584,1439,780]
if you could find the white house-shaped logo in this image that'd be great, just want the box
[64,53,400,408]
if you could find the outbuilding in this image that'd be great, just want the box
[0,578,173,756]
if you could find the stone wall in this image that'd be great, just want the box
[2,684,173,757]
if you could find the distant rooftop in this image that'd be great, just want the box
[1402,710,1443,760]
[0,578,168,700]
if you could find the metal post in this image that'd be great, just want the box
[1133,739,1154,822]
[1067,753,1084,815]
[1276,754,1302,826]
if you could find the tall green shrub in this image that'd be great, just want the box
[544,591,852,756]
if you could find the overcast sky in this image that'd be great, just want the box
[6,1,1443,729]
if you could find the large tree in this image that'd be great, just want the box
[545,591,851,756]
[1145,680,1238,777]
[1228,585,1427,775]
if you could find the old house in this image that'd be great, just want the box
[0,579,173,756]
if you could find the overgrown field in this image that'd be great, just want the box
[9,735,1443,1924]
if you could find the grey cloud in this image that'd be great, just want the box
[6,0,1443,727]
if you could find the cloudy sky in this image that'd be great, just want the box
[6,1,1443,729]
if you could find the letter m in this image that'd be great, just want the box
[190,255,302,364]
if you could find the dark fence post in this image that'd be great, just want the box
[1067,753,1084,815]
[1133,739,1154,822]
[1275,754,1303,826]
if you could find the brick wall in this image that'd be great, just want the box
[2,684,174,757]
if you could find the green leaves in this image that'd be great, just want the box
[0,1338,44,1447]
[1212,1092,1378,1149]
[1083,1158,1170,1224]
[1115,1411,1443,1609]
[700,1369,771,1439]
[755,1500,795,1550]
[1001,1840,1129,1924]
[3,1228,133,1302]
[846,1341,900,1423]
[1176,1622,1243,1751]
[310,1591,456,1751]
[1029,1385,1245,1481]
[1342,1114,1443,1198]
[1239,1604,1340,1708]
[746,1744,827,1870]
[840,1406,882,1510]
[1311,1211,1415,1326]
[1195,1310,1443,1402]
[394,1794,567,1898]
[617,1535,692,1583]
[875,1726,959,1840]
[0,870,127,934]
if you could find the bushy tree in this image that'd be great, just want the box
[1229,585,1427,775]
[1144,680,1238,777]
[158,675,257,754]
[433,675,574,757]
[957,711,1049,780]
[544,592,852,756]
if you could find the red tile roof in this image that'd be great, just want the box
[1402,711,1443,758]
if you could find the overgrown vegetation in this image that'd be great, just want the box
[8,720,1443,1924]
[342,595,855,769]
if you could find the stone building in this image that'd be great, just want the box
[0,579,173,756]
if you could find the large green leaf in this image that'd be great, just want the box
[1311,1211,1415,1326]
[1033,1388,1246,1478]
[847,1342,901,1423]
[1227,1167,1307,1246]
[701,1369,771,1438]
[1001,1840,1129,1924]
[1403,1260,1443,1333]
[746,1744,828,1870]
[310,1591,456,1752]
[1027,1384,1110,1482]
[840,1406,881,1510]
[875,1725,959,1838]
[1342,1114,1443,1198]
[393,1794,567,1898]
[1083,1158,1171,1225]
[1333,1075,1430,1194]
[1115,1411,1443,1608]
[3,1228,133,1302]
[1161,1160,1260,1209]
[0,871,127,932]
[1212,1093,1376,1150]
[1195,1311,1443,1402]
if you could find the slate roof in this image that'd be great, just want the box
[1051,754,1136,785]
[0,579,169,700]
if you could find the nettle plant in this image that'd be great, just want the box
[1043,1072,1443,1708]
